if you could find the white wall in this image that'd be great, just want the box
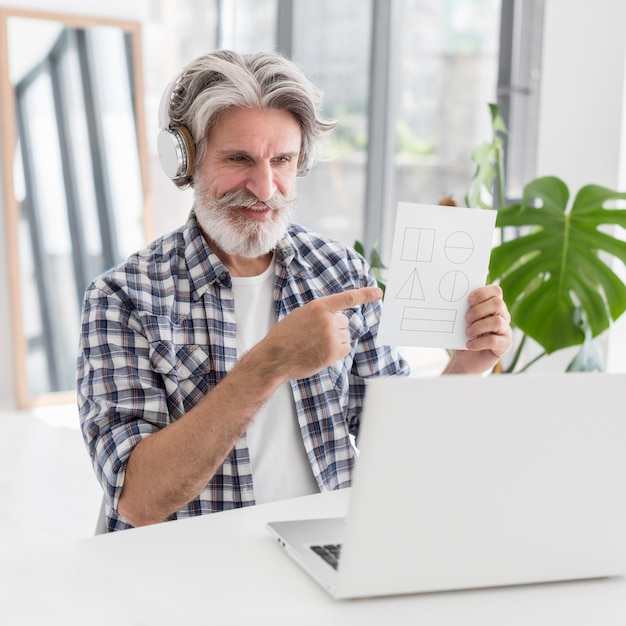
[536,0,626,372]
[537,0,626,188]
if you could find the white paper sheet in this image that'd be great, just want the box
[378,202,496,350]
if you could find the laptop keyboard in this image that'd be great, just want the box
[310,543,342,570]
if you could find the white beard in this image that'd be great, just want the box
[193,185,295,258]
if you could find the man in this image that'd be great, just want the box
[77,50,512,532]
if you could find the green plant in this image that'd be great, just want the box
[488,178,626,371]
[354,240,387,293]
[465,103,507,211]
[471,105,626,372]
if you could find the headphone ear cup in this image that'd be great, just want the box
[157,125,196,180]
[175,125,196,177]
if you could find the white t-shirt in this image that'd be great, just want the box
[230,258,319,504]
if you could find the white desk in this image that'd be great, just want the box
[1,489,625,625]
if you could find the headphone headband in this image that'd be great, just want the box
[157,76,196,181]
[158,79,177,130]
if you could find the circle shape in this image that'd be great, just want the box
[439,270,470,302]
[445,231,474,264]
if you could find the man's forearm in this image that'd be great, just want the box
[117,344,285,527]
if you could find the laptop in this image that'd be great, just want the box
[266,372,626,599]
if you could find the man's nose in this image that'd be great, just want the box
[245,161,277,202]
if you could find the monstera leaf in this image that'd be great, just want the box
[488,176,626,354]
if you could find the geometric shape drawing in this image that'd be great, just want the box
[401,227,436,262]
[400,307,457,333]
[396,268,425,300]
[444,231,474,264]
[439,270,470,302]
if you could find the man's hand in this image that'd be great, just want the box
[260,286,383,382]
[444,284,512,375]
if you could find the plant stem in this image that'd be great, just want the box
[497,144,506,212]
[518,350,547,373]
[504,332,527,373]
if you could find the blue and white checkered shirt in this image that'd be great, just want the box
[77,212,409,531]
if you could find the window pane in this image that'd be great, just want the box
[390,0,502,251]
[88,26,145,260]
[175,0,219,63]
[13,140,52,395]
[19,70,81,392]
[220,0,277,51]
[57,39,103,262]
[292,0,373,246]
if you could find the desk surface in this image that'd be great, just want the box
[1,489,625,625]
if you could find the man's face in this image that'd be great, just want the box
[193,106,302,259]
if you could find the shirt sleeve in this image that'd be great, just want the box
[76,281,170,514]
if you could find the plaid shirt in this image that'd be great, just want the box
[77,212,408,531]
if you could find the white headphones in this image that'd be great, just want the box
[157,78,196,180]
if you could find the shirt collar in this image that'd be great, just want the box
[183,210,230,299]
[183,210,310,299]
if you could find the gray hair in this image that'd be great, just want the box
[166,50,337,189]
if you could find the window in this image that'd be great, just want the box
[292,0,373,247]
[147,0,525,257]
[142,0,542,374]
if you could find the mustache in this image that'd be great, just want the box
[212,189,296,212]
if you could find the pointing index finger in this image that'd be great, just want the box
[319,287,384,313]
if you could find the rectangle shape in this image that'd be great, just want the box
[400,307,456,333]
[402,307,456,321]
[400,318,454,333]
